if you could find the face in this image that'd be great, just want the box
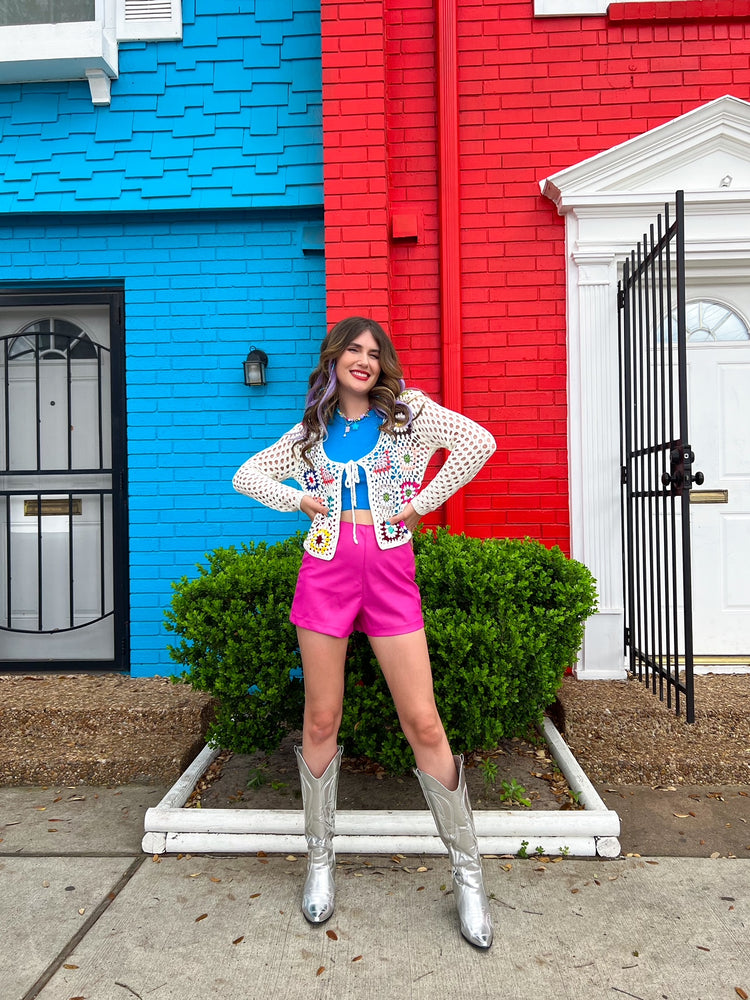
[334,329,381,399]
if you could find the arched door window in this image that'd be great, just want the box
[8,318,99,360]
[682,301,750,343]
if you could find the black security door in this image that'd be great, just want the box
[618,191,702,721]
[0,289,129,671]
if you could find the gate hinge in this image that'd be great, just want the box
[617,288,625,310]
[621,466,628,486]
[624,626,631,649]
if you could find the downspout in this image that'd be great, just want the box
[436,0,465,533]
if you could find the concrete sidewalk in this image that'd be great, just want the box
[1,784,749,1000]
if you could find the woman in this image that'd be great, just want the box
[232,316,496,948]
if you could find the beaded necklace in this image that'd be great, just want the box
[336,407,371,437]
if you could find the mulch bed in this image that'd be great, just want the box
[186,730,583,812]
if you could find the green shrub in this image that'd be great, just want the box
[165,535,305,754]
[166,529,597,773]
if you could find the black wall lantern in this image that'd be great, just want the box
[243,347,269,386]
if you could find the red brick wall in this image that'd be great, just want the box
[321,2,391,325]
[322,0,750,551]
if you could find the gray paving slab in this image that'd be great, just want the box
[0,855,135,1000]
[33,855,750,1000]
[0,785,167,855]
[599,784,750,859]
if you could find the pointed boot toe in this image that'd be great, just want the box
[463,925,493,950]
[456,888,494,948]
[301,849,336,923]
[303,895,334,924]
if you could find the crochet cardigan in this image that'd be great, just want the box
[232,390,496,560]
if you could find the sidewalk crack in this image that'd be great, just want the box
[21,856,145,1000]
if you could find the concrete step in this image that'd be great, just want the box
[1,704,212,739]
[0,673,215,786]
[0,733,209,785]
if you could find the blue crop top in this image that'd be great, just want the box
[324,409,380,510]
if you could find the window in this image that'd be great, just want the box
[660,301,750,345]
[536,0,737,15]
[683,301,750,344]
[0,0,181,104]
[535,0,608,13]
[535,0,664,14]
[9,319,99,362]
[0,1,95,25]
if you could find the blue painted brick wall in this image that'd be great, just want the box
[0,0,322,213]
[0,211,325,676]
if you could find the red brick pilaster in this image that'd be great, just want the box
[321,1,391,328]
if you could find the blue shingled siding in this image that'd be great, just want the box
[0,1,324,675]
[0,0,322,213]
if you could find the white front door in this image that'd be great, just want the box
[0,295,127,668]
[683,291,750,662]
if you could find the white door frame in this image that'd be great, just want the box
[541,95,750,679]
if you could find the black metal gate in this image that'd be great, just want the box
[618,191,703,721]
[0,289,129,672]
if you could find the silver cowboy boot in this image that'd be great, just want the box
[295,745,343,924]
[415,755,494,949]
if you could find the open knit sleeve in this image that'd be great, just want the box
[407,393,496,517]
[232,426,307,513]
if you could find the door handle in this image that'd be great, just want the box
[661,445,704,492]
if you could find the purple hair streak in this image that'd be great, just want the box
[305,361,338,441]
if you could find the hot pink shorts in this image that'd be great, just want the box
[290,522,424,638]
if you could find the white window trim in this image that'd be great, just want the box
[535,0,671,14]
[535,0,608,13]
[0,0,181,104]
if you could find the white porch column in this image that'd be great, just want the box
[568,250,627,679]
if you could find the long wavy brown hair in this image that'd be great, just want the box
[296,317,415,466]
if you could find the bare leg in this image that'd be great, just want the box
[297,626,348,777]
[368,629,458,789]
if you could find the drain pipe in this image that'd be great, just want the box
[436,0,465,533]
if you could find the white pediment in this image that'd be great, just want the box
[542,96,750,209]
